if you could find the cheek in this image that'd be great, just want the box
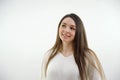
[59,27,63,33]
[72,32,76,38]
[58,28,61,34]
[72,31,76,36]
[58,28,62,36]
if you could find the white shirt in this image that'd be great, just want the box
[41,51,101,80]
[46,52,80,80]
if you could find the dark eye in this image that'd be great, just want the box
[61,24,66,28]
[70,27,76,30]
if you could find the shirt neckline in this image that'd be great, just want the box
[59,52,73,58]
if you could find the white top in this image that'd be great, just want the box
[46,52,80,80]
[41,51,101,80]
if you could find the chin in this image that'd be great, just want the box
[62,39,72,43]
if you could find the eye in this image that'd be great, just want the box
[70,27,76,30]
[61,24,66,28]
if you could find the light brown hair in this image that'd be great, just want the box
[45,13,105,80]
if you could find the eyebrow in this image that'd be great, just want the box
[62,22,76,27]
[62,22,66,25]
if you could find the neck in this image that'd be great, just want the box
[61,42,74,56]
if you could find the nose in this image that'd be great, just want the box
[64,27,70,32]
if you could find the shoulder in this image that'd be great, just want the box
[42,49,53,62]
[85,49,96,63]
[85,50,101,80]
[41,50,53,80]
[85,49,99,70]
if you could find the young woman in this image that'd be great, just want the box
[41,13,105,80]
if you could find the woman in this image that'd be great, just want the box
[41,13,105,80]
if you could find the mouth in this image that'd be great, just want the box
[62,33,71,38]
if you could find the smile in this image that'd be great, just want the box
[62,33,71,38]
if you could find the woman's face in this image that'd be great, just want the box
[59,17,76,44]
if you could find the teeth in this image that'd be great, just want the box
[62,33,70,37]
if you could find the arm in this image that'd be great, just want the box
[40,51,51,80]
[87,62,101,80]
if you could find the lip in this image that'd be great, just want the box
[62,33,70,38]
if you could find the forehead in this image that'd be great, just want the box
[61,17,76,26]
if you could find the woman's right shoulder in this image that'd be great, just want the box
[41,49,53,80]
[42,49,53,60]
[44,49,53,56]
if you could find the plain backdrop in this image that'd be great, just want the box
[0,0,120,80]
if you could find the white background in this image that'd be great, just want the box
[0,0,120,80]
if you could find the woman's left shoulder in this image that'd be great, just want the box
[85,50,103,80]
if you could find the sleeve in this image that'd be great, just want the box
[86,54,101,80]
[40,51,51,80]
[87,64,101,80]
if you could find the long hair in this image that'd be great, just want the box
[45,13,105,80]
